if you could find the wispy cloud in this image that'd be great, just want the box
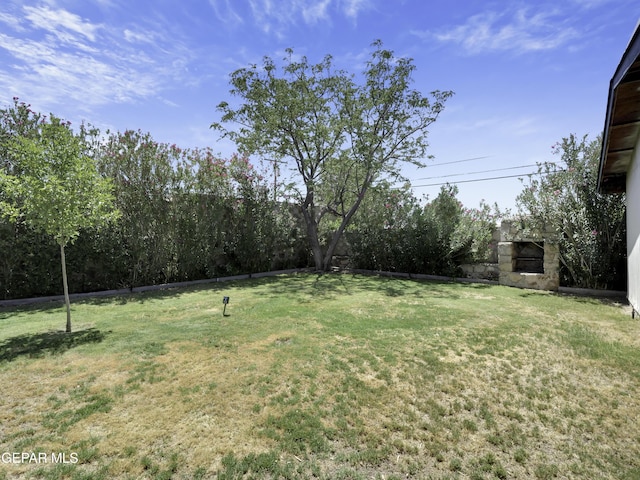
[419,6,580,55]
[247,0,287,35]
[0,32,158,105]
[302,0,332,24]
[23,5,100,42]
[208,0,244,27]
[340,0,372,19]
[443,113,543,138]
[0,2,196,111]
[123,28,156,44]
[216,0,373,36]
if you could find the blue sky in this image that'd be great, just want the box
[1,0,638,211]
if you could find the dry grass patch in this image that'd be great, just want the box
[95,341,281,476]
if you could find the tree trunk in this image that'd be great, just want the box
[323,226,346,271]
[299,190,325,271]
[301,181,369,272]
[304,213,324,271]
[322,187,369,271]
[60,243,72,333]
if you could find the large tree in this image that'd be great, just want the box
[212,41,453,271]
[0,104,118,332]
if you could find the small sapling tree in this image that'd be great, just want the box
[0,102,118,332]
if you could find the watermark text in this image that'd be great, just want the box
[1,452,78,464]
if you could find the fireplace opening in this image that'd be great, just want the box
[513,241,544,273]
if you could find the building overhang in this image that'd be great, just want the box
[598,22,640,194]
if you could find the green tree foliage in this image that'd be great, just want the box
[1,104,306,300]
[97,130,184,286]
[95,130,298,287]
[1,99,53,299]
[516,134,626,289]
[0,99,118,331]
[212,41,453,271]
[348,184,498,276]
[3,95,505,301]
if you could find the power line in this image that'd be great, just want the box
[410,169,565,188]
[413,163,545,181]
[428,155,492,167]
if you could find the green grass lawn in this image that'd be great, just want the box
[0,273,639,479]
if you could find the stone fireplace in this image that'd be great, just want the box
[513,241,544,273]
[498,221,559,291]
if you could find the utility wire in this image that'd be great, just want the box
[428,155,492,167]
[411,169,565,188]
[413,163,546,181]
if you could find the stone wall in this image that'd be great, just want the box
[498,220,559,291]
[459,228,500,281]
[459,263,499,281]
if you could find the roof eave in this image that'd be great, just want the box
[598,21,640,194]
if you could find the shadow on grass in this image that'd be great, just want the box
[0,282,222,313]
[0,301,67,320]
[1,272,482,315]
[519,290,629,309]
[253,272,469,300]
[0,328,107,363]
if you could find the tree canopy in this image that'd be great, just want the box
[212,41,453,271]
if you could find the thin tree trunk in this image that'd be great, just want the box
[322,186,369,271]
[305,216,324,271]
[323,226,346,271]
[60,243,72,333]
[299,193,324,271]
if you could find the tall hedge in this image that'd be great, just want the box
[1,110,308,299]
[346,184,498,276]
